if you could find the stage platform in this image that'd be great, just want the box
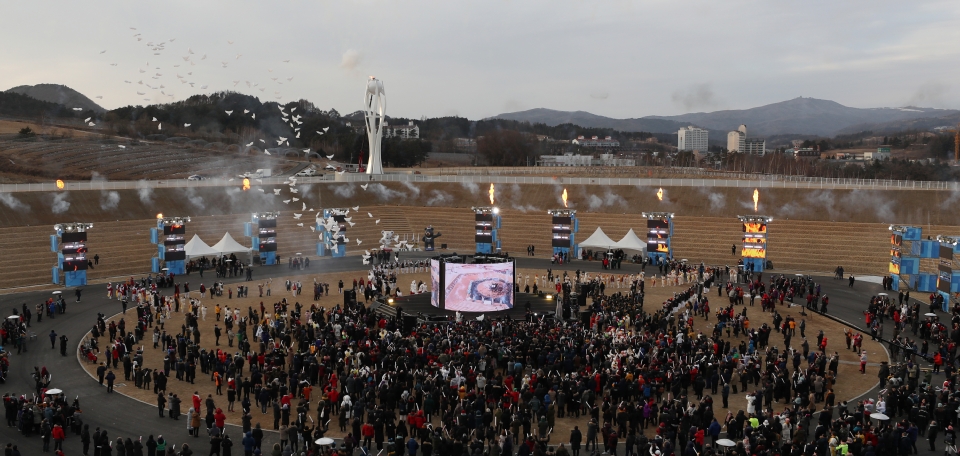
[382,292,563,321]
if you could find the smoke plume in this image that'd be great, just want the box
[402,181,421,197]
[425,190,452,206]
[51,192,70,214]
[100,191,120,210]
[333,184,355,198]
[0,193,29,211]
[340,49,362,70]
[368,183,404,201]
[137,179,154,204]
[460,181,479,194]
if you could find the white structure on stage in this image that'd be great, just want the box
[364,77,386,175]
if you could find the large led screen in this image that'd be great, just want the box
[441,262,514,312]
[430,259,440,308]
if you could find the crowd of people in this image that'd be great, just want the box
[5,251,953,456]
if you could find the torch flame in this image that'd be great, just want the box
[753,188,759,212]
[562,188,568,208]
[156,213,163,219]
[488,183,495,205]
[242,178,251,191]
[656,188,663,202]
[56,179,65,190]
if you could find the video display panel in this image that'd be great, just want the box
[891,234,902,246]
[889,259,901,275]
[163,225,186,235]
[61,232,87,243]
[742,222,767,259]
[440,262,514,312]
[939,245,954,292]
[430,259,440,308]
[647,219,669,253]
[552,215,572,247]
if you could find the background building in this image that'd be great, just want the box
[383,121,420,139]
[677,126,708,151]
[726,124,765,155]
[572,135,620,148]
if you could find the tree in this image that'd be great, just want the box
[17,127,35,137]
[477,129,534,166]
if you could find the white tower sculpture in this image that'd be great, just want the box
[364,77,386,175]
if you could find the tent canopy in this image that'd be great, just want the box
[614,228,648,254]
[578,227,618,250]
[184,234,219,259]
[212,232,251,255]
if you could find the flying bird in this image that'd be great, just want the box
[356,239,362,245]
[184,123,191,127]
[352,206,359,211]
[273,189,281,195]
[265,150,271,155]
[293,213,302,219]
[88,122,96,126]
[302,202,307,211]
[361,184,369,191]
[283,199,290,204]
[368,213,372,218]
[84,117,91,122]
[292,198,300,202]
[100,50,106,54]
[158,123,162,130]
[323,127,329,132]
[225,110,233,115]
[245,142,254,147]
[326,155,334,160]
[375,219,380,224]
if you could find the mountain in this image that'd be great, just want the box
[490,108,694,135]
[5,83,105,113]
[493,98,960,137]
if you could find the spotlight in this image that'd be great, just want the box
[492,207,500,214]
[387,298,395,305]
[545,294,554,300]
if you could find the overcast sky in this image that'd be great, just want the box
[2,0,958,119]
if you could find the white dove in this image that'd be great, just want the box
[118,145,126,149]
[283,199,290,204]
[225,110,233,115]
[356,239,362,245]
[301,202,306,211]
[152,117,157,121]
[158,123,162,130]
[279,136,288,142]
[375,219,380,224]
[352,206,359,211]
[348,221,356,227]
[302,148,310,153]
[323,127,329,132]
[265,150,271,155]
[273,189,281,195]
[251,114,255,119]
[258,189,265,192]
[309,226,315,232]
[245,142,253,147]
[293,213,302,219]
[259,139,265,143]
[368,213,373,218]
[361,184,369,190]
[297,223,303,227]
[184,123,191,127]
[289,188,298,193]
[243,109,249,114]
[292,197,300,202]
[295,132,300,138]
[276,139,284,145]
[85,117,91,122]
[326,155,334,160]
[88,122,96,126]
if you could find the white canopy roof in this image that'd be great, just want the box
[212,232,251,255]
[184,234,219,259]
[578,227,618,249]
[615,228,648,254]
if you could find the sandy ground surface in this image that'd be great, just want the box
[79,267,885,440]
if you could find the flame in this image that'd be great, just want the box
[156,213,163,219]
[488,183,495,205]
[242,178,251,191]
[753,189,759,212]
[56,179,65,190]
[561,188,568,208]
[656,188,663,201]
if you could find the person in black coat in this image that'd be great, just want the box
[569,426,582,456]
[928,420,940,451]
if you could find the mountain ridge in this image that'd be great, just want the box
[5,83,105,113]
[493,98,960,137]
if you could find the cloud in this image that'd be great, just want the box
[340,49,362,70]
[100,191,120,210]
[907,81,949,107]
[51,192,70,214]
[332,184,355,198]
[137,179,153,204]
[0,193,29,211]
[671,83,718,111]
[425,190,452,206]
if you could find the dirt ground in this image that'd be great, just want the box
[79,268,885,439]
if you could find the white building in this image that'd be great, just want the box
[864,147,891,161]
[382,121,420,139]
[572,135,620,148]
[537,153,634,167]
[677,126,708,152]
[726,124,765,155]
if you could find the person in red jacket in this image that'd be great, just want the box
[214,408,227,430]
[52,424,66,451]
[361,421,374,448]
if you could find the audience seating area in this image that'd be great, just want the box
[1,208,957,290]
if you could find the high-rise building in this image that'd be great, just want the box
[677,126,708,151]
[726,124,765,155]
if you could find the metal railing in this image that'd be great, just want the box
[1,169,957,192]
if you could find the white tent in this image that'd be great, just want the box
[184,234,219,259]
[212,232,251,255]
[578,227,618,250]
[615,228,648,255]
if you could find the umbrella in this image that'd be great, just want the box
[716,439,736,447]
[7,315,20,320]
[925,313,937,317]
[315,437,335,446]
[46,388,63,395]
[870,412,889,420]
[52,291,62,295]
